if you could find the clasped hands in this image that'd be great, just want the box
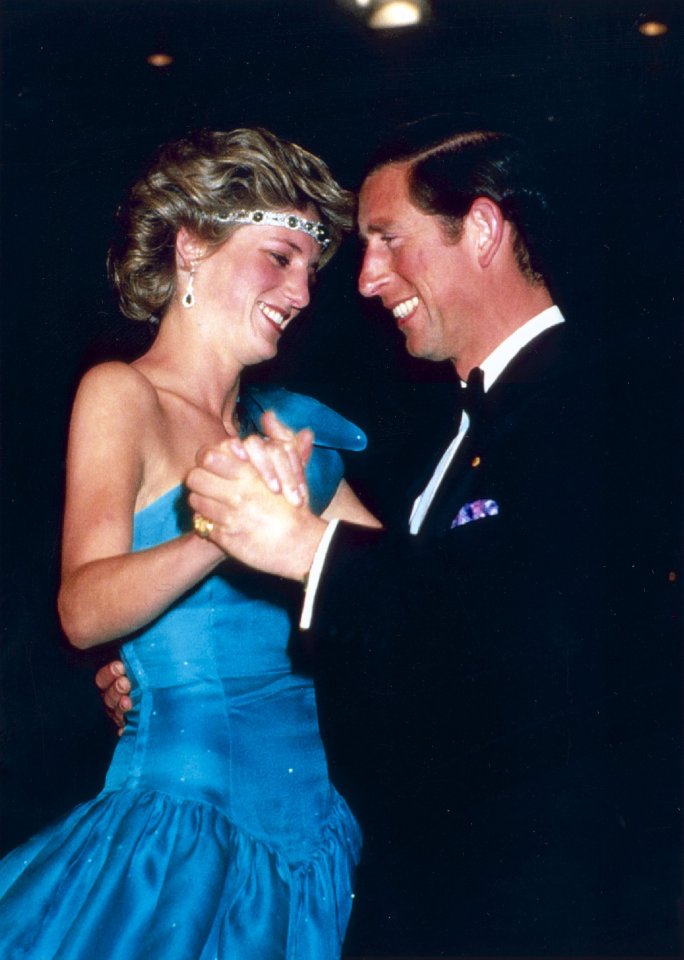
[186,409,327,581]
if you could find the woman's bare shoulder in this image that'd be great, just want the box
[73,361,161,417]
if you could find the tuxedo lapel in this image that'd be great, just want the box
[418,325,568,538]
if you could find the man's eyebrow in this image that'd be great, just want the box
[361,219,400,236]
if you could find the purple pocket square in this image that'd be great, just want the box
[451,498,500,528]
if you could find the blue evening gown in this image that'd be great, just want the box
[0,387,365,960]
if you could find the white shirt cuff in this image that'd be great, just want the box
[300,518,339,630]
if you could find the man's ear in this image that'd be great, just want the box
[175,227,207,271]
[467,198,505,268]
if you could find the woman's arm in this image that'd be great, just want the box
[58,363,224,649]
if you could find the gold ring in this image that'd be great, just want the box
[193,513,215,539]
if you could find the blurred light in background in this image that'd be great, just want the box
[637,20,668,37]
[341,0,427,29]
[369,1,424,29]
[147,52,174,67]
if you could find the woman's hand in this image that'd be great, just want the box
[229,411,313,506]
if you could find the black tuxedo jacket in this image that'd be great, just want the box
[305,325,680,955]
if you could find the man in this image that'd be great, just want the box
[102,124,679,954]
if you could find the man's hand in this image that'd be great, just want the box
[186,437,326,581]
[95,660,131,735]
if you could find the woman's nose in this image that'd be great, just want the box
[284,267,311,310]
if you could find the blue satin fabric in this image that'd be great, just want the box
[0,389,365,959]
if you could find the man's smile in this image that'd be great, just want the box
[391,295,419,321]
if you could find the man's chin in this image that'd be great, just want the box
[404,336,438,362]
[403,331,424,359]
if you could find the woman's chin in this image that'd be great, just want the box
[245,341,279,368]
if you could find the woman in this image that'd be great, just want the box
[0,128,378,958]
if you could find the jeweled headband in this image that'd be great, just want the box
[213,210,331,251]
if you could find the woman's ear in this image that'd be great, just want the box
[175,227,207,271]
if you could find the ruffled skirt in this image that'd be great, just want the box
[0,787,361,960]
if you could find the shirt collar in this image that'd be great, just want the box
[463,305,565,392]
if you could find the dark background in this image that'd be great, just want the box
[1,0,682,948]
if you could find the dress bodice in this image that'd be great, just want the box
[125,483,297,680]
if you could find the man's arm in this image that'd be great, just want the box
[184,383,598,661]
[182,430,541,682]
[94,660,131,733]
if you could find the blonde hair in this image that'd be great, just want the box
[107,128,354,321]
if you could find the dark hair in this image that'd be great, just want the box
[367,116,551,284]
[108,128,354,321]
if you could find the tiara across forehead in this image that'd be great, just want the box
[212,210,331,250]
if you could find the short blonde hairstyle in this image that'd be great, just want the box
[107,128,354,321]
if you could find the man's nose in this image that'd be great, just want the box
[358,247,389,299]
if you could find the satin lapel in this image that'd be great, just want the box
[417,410,489,537]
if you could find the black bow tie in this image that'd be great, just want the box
[461,366,485,420]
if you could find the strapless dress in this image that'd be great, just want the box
[0,387,366,960]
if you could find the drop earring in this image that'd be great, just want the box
[182,263,196,309]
